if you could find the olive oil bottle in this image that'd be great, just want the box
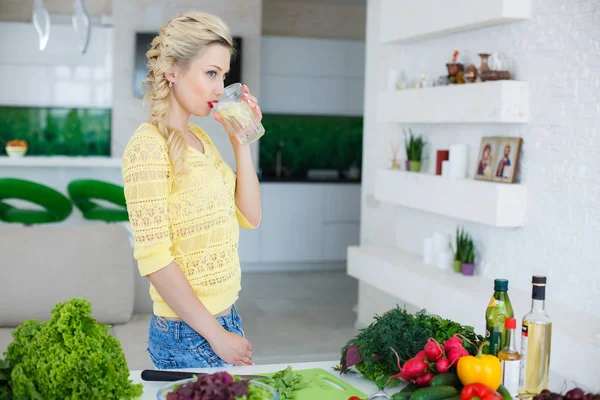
[519,276,552,397]
[485,279,514,356]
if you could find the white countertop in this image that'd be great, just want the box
[0,156,122,168]
[129,360,396,400]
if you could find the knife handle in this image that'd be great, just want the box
[141,369,196,382]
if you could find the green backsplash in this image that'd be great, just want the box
[0,106,111,156]
[259,114,363,176]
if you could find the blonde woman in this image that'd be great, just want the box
[122,12,261,369]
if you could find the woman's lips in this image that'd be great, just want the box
[208,100,219,109]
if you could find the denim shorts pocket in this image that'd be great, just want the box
[196,340,221,367]
[147,345,177,369]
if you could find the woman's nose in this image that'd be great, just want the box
[214,82,225,98]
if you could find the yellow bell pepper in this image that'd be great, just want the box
[457,341,502,390]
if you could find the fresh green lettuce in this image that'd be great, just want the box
[2,298,143,400]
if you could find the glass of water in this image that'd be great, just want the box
[214,83,265,145]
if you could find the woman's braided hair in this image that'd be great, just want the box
[143,12,234,176]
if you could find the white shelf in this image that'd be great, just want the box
[347,245,600,388]
[375,169,527,227]
[379,0,531,44]
[377,81,529,124]
[0,156,122,168]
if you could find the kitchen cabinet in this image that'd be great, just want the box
[260,184,324,262]
[239,183,361,269]
[260,36,365,116]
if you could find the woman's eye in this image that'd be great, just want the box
[207,71,217,78]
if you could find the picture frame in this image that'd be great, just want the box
[474,137,523,184]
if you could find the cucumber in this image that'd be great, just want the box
[401,383,419,392]
[392,391,414,400]
[410,385,459,400]
[430,372,461,388]
[392,382,418,399]
[497,385,514,400]
[444,396,461,400]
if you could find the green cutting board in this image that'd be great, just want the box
[262,368,367,400]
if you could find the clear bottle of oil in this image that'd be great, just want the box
[518,276,552,397]
[498,317,521,397]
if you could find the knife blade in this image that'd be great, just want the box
[141,369,266,382]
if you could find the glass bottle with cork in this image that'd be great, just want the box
[485,278,514,356]
[519,275,552,397]
[498,317,521,397]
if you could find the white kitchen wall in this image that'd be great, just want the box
[0,22,112,108]
[357,0,599,389]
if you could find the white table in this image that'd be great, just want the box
[130,360,401,400]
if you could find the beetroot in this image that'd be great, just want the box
[436,357,451,373]
[424,338,444,361]
[415,372,435,387]
[447,346,469,365]
[444,335,464,353]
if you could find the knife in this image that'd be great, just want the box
[141,369,266,382]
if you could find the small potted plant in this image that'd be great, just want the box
[404,129,426,172]
[461,236,476,276]
[453,227,466,273]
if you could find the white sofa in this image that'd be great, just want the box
[0,224,155,370]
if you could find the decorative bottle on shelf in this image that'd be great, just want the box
[519,276,552,397]
[498,318,521,397]
[485,279,514,356]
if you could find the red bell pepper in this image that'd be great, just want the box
[461,383,503,400]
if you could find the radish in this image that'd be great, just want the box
[414,350,427,359]
[397,369,414,382]
[385,347,428,386]
[444,335,463,353]
[447,346,469,365]
[402,357,429,377]
[424,338,444,361]
[436,357,451,373]
[415,372,435,387]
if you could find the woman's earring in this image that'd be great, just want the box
[169,81,173,88]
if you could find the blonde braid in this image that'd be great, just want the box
[143,27,188,176]
[141,12,234,176]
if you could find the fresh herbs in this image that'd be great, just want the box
[1,298,143,400]
[339,306,484,384]
[257,366,307,400]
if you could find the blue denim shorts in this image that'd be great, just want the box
[147,304,245,369]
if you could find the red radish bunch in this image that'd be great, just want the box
[387,335,471,388]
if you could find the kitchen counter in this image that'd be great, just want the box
[129,360,395,400]
[259,176,361,184]
[0,156,121,167]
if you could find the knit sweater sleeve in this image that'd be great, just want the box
[122,129,174,276]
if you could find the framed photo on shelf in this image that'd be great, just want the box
[474,137,499,181]
[474,137,523,184]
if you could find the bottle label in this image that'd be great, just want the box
[485,330,503,356]
[519,323,529,387]
[502,359,521,397]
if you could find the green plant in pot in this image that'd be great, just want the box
[453,227,467,273]
[404,129,426,172]
[461,237,476,276]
